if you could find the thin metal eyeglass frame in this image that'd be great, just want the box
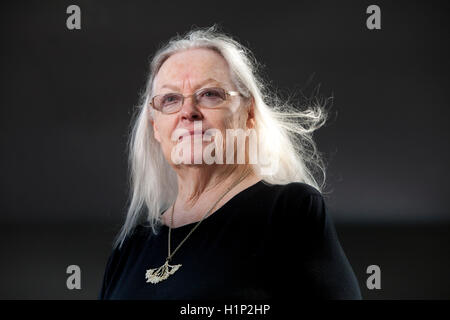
[148,87,241,114]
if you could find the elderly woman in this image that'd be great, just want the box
[99,26,362,300]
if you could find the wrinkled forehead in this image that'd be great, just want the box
[153,48,234,93]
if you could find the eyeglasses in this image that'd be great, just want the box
[149,87,241,114]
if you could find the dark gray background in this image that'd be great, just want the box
[1,0,449,299]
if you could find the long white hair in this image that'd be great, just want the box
[113,25,330,249]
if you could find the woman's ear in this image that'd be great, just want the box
[246,97,256,129]
[150,116,161,143]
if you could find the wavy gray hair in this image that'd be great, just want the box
[113,25,330,249]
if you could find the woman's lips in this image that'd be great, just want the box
[178,130,206,140]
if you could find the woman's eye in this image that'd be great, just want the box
[162,95,179,105]
[202,90,220,98]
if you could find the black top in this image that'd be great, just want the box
[99,180,362,300]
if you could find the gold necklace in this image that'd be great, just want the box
[145,170,252,284]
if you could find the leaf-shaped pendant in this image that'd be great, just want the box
[145,260,182,284]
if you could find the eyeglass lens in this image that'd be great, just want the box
[154,88,227,113]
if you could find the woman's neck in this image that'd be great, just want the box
[163,166,260,228]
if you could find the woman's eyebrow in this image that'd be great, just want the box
[160,78,223,91]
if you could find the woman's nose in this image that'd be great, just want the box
[180,96,203,121]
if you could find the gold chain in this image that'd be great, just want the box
[167,169,252,261]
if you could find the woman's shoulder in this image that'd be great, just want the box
[259,180,324,206]
[259,181,328,230]
[280,181,322,197]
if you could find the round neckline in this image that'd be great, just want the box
[161,179,265,231]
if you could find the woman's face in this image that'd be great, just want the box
[150,48,252,166]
